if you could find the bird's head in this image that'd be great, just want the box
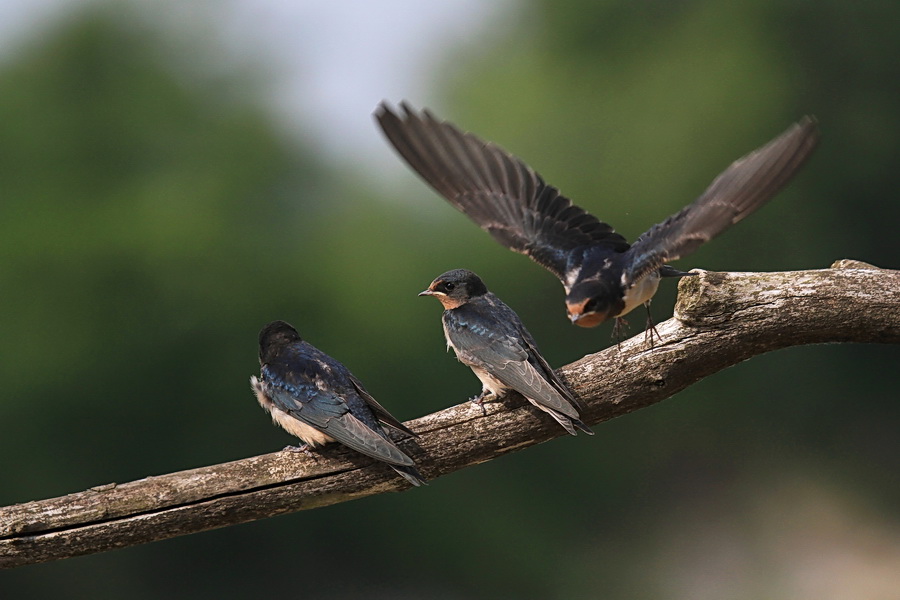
[565,280,623,328]
[257,320,302,363]
[419,268,488,309]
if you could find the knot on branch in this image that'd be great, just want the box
[673,269,736,327]
[830,259,882,270]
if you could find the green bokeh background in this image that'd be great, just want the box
[2,2,898,598]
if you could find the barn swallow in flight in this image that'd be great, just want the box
[420,269,593,436]
[377,102,819,330]
[251,320,425,487]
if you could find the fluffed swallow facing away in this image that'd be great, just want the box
[377,102,819,329]
[420,269,593,436]
[251,320,425,487]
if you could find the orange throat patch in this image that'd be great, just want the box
[571,311,606,328]
[567,298,608,328]
[426,291,463,310]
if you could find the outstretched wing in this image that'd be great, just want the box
[376,101,629,280]
[624,117,819,285]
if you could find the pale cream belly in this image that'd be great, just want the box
[470,366,507,396]
[618,272,660,317]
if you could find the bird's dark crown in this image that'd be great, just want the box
[428,269,488,299]
[258,320,302,362]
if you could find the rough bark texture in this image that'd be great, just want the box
[1,260,897,569]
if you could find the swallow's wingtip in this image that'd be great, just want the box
[575,420,595,436]
[795,115,821,149]
[794,115,820,139]
[374,100,398,123]
[375,100,421,124]
[394,465,428,487]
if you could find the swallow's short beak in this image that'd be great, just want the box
[418,289,436,297]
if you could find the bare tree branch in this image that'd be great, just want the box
[1,260,897,569]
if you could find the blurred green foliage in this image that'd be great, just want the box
[1,2,898,598]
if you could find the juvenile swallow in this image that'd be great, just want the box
[251,320,425,487]
[420,269,593,436]
[377,102,819,330]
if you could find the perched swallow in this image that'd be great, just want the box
[420,269,593,436]
[251,320,425,486]
[377,102,819,329]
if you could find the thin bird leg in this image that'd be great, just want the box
[643,301,662,347]
[470,389,492,417]
[612,316,630,349]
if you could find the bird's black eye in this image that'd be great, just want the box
[585,298,603,313]
[443,281,456,292]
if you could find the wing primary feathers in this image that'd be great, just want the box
[375,101,630,281]
[430,113,497,193]
[377,105,441,190]
[420,108,488,194]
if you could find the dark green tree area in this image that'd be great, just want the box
[2,2,898,598]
